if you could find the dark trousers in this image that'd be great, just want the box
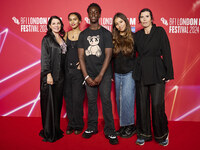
[64,69,85,129]
[52,75,64,132]
[136,80,168,143]
[40,72,64,142]
[86,75,116,135]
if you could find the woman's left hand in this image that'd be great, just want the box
[47,73,53,85]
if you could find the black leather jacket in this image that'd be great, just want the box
[41,33,64,82]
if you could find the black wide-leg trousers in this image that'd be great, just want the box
[64,69,85,129]
[136,81,169,143]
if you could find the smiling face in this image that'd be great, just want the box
[114,17,126,32]
[139,11,152,28]
[68,14,81,29]
[88,6,100,24]
[49,18,61,34]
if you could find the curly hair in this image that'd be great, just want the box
[112,13,134,56]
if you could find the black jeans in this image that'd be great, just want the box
[136,80,168,143]
[64,69,85,129]
[85,75,116,135]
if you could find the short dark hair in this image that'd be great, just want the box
[68,12,82,21]
[47,16,65,36]
[87,3,102,14]
[138,8,154,23]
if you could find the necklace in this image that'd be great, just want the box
[70,31,80,40]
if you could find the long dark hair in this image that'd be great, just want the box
[112,12,134,56]
[46,16,65,37]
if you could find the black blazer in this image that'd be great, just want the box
[133,24,174,85]
[41,33,64,82]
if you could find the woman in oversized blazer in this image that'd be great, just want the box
[39,16,66,142]
[133,8,174,146]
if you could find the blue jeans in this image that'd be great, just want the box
[115,71,136,126]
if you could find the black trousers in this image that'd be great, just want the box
[64,69,85,129]
[85,75,116,135]
[40,72,64,142]
[136,80,168,143]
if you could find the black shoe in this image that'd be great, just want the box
[82,129,98,138]
[66,127,74,135]
[121,125,136,138]
[42,138,48,142]
[105,134,119,145]
[116,126,126,136]
[74,128,83,135]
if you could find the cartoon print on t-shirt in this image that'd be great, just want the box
[85,35,102,57]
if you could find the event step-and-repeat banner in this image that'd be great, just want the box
[0,0,200,121]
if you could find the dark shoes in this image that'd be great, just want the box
[159,135,169,146]
[74,128,83,135]
[105,134,119,145]
[66,127,74,135]
[82,129,98,138]
[116,126,126,136]
[119,125,137,138]
[66,126,83,135]
[136,138,145,145]
[82,129,118,145]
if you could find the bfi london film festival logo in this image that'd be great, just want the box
[161,17,200,34]
[12,17,49,32]
[84,17,136,32]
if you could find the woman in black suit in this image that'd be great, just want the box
[39,16,66,142]
[133,8,174,146]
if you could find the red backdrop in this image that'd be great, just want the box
[0,0,200,121]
